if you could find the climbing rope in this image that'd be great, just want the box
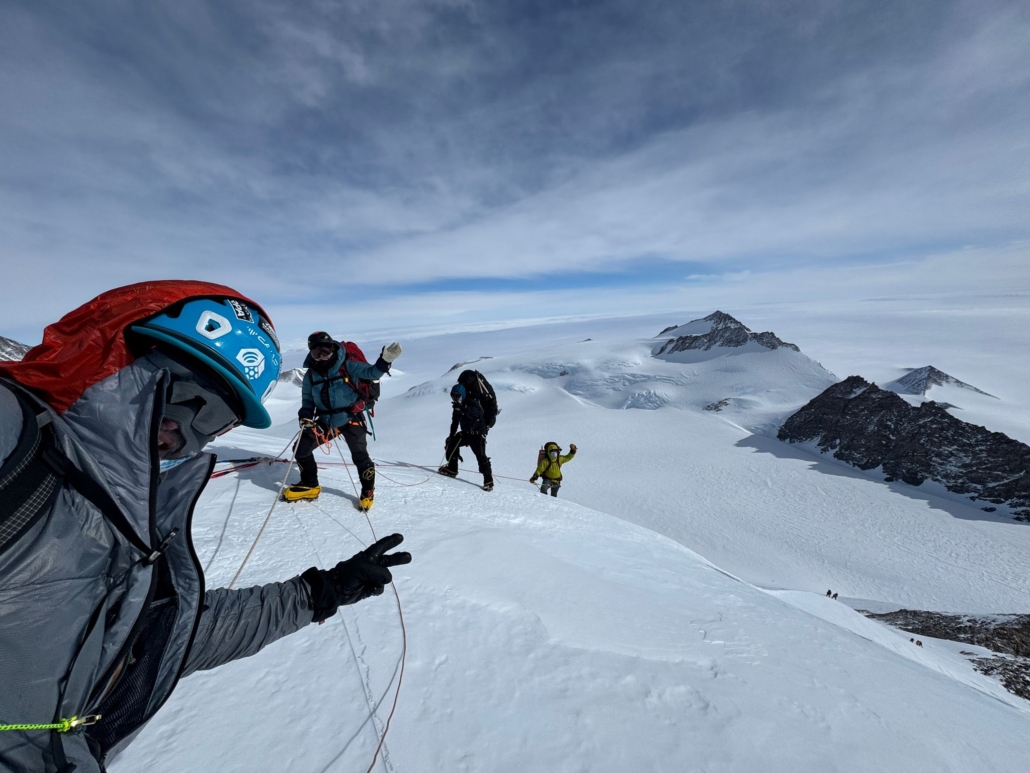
[330,440,408,773]
[210,457,287,480]
[226,431,300,589]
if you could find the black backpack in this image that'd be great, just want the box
[457,370,499,428]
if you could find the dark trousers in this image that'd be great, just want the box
[539,479,560,497]
[296,420,375,494]
[445,432,492,483]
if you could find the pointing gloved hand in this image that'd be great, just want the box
[569,443,577,453]
[302,534,412,623]
[381,342,403,363]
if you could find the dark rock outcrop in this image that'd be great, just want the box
[778,376,1030,520]
[654,311,800,355]
[0,335,31,362]
[861,609,1030,700]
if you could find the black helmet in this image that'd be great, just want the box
[308,331,335,350]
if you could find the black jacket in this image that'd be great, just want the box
[449,396,488,437]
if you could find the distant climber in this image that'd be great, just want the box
[832,592,838,600]
[438,382,494,491]
[530,442,577,497]
[826,590,832,597]
[284,332,402,510]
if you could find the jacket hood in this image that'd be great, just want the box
[0,280,268,414]
[544,442,561,453]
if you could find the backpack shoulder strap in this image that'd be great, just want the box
[0,381,63,555]
[0,378,169,564]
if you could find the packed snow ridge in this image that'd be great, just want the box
[886,366,997,398]
[0,335,30,362]
[778,376,1030,520]
[653,310,801,356]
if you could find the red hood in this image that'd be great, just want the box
[0,280,268,413]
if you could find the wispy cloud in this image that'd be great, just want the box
[0,0,1027,342]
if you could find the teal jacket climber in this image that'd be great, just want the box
[299,340,391,429]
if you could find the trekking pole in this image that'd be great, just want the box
[227,430,301,589]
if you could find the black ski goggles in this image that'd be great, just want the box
[310,344,335,361]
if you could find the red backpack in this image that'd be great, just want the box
[338,342,382,415]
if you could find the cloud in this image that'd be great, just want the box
[0,0,1028,342]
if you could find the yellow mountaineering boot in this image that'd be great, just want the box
[283,484,322,502]
[358,490,374,511]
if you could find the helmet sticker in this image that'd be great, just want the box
[236,348,266,380]
[196,310,232,340]
[228,298,253,322]
[259,318,280,351]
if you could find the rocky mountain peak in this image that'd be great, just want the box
[278,367,307,386]
[0,335,31,362]
[778,376,1030,520]
[702,310,743,329]
[886,366,996,398]
[654,311,800,355]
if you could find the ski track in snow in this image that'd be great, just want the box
[115,309,1030,772]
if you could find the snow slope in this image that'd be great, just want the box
[377,334,1030,613]
[114,305,1030,771]
[117,425,1030,772]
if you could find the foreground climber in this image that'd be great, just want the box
[530,441,577,497]
[0,282,411,772]
[284,332,402,509]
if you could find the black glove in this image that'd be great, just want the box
[569,443,577,453]
[302,534,412,623]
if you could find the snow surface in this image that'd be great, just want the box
[115,308,1030,772]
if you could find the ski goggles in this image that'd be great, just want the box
[160,379,242,460]
[166,377,242,437]
[144,347,245,460]
[310,345,335,361]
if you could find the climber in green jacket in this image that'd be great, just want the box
[530,441,577,497]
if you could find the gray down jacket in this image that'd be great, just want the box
[0,357,314,772]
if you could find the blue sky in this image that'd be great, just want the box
[1,0,1028,343]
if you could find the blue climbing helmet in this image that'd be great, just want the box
[450,383,466,401]
[130,296,282,428]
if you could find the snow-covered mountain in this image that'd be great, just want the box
[403,313,836,433]
[0,334,30,362]
[886,365,996,398]
[778,376,1030,520]
[653,310,801,356]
